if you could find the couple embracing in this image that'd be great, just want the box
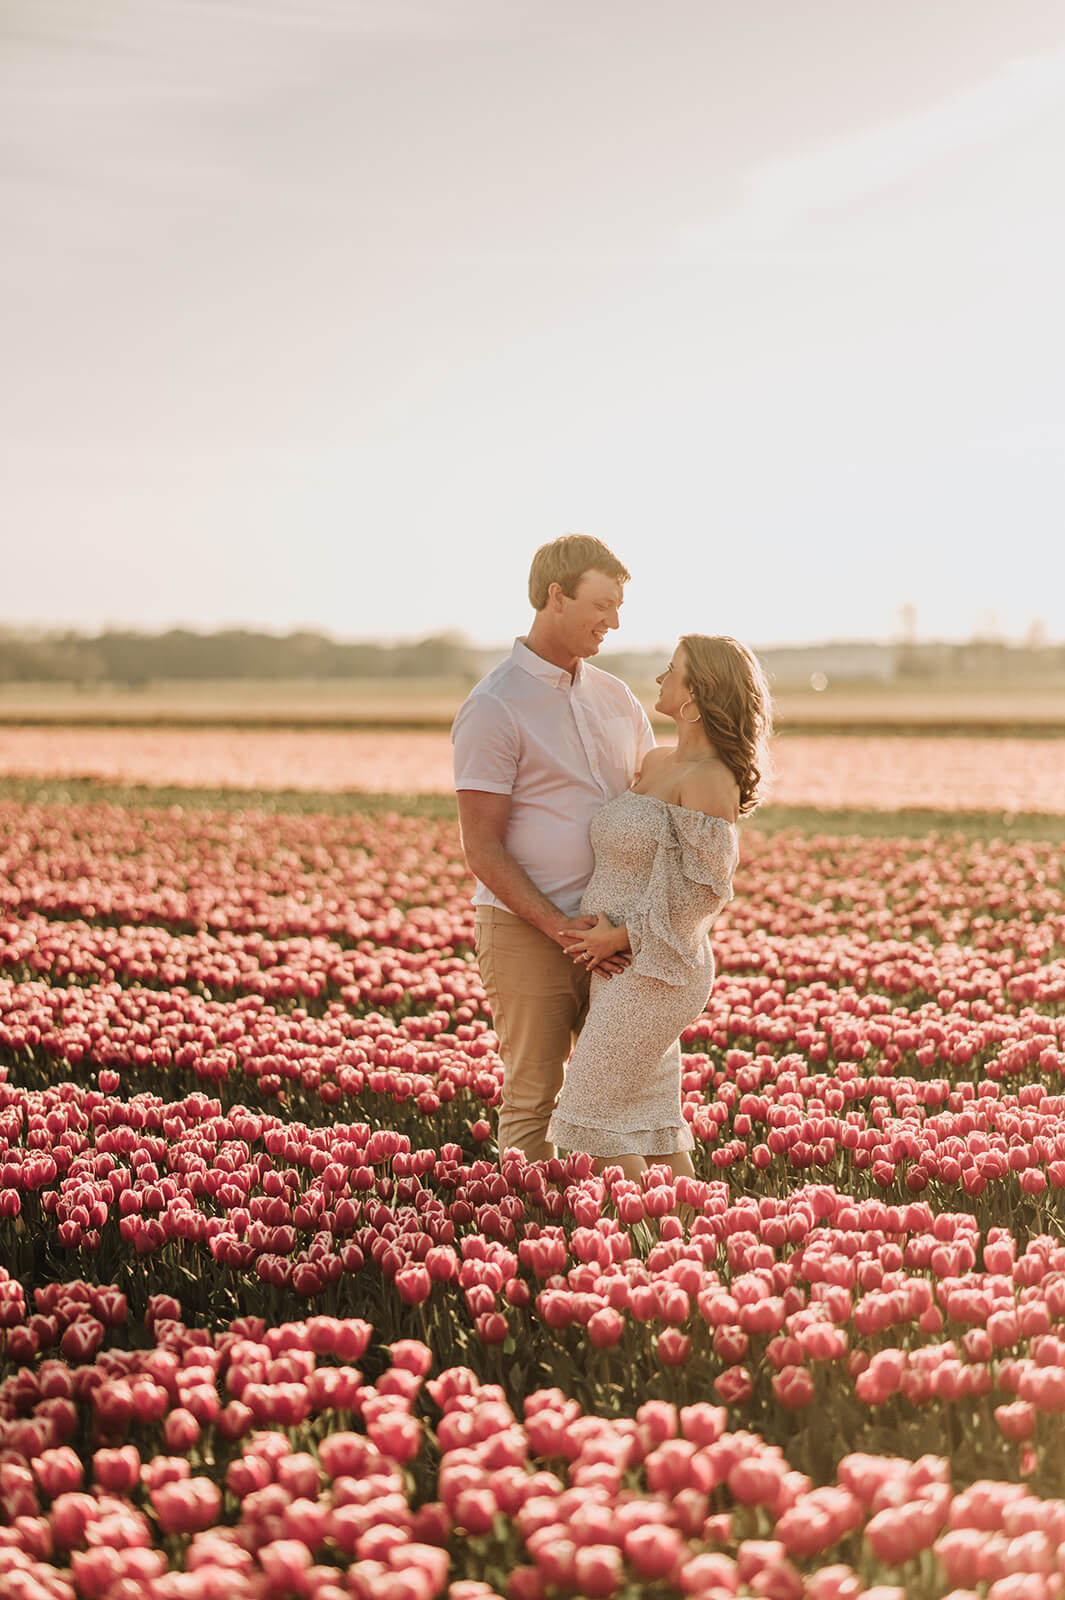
[451,535,771,1183]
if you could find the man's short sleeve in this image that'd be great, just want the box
[452,692,520,795]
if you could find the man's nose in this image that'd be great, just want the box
[607,609,620,630]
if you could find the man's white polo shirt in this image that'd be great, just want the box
[451,638,656,919]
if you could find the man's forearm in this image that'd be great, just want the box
[466,840,571,940]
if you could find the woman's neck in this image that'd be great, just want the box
[674,719,714,762]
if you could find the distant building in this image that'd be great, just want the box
[757,643,897,684]
[897,640,1065,682]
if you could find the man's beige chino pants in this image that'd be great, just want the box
[474,906,591,1163]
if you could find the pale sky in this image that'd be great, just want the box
[3,0,1064,650]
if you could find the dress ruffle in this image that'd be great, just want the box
[626,801,737,986]
[548,1114,695,1157]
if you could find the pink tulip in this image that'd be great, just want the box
[31,1448,83,1499]
[389,1340,433,1377]
[152,1476,222,1535]
[258,1538,313,1586]
[572,1543,623,1598]
[772,1366,815,1409]
[714,1367,753,1405]
[995,1402,1036,1441]
[677,1550,738,1594]
[92,1446,140,1494]
[803,1565,862,1600]
[729,1456,788,1509]
[276,1452,320,1499]
[451,1486,498,1537]
[163,1406,201,1452]
[58,1317,104,1363]
[657,1329,692,1366]
[369,1411,423,1465]
[586,1307,624,1348]
[49,1491,98,1549]
[623,1522,686,1580]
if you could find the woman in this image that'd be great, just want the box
[547,634,771,1180]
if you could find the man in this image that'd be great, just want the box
[451,534,656,1162]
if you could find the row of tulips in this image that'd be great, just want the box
[4,1270,1065,1600]
[2,899,1065,1021]
[6,978,1065,1235]
[5,1070,1065,1489]
[0,803,472,945]
[4,952,1064,1105]
[2,803,1063,961]
[3,791,1065,1598]
[0,910,486,1017]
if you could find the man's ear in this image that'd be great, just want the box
[547,581,566,611]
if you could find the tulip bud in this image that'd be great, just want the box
[50,1490,98,1550]
[32,1447,83,1499]
[93,1446,140,1494]
[163,1407,201,1453]
[395,1266,432,1306]
[657,1329,692,1366]
[152,1476,222,1536]
[772,1366,815,1410]
[59,1317,105,1364]
[258,1538,312,1588]
[994,1401,1036,1441]
[573,1543,623,1598]
[453,1487,499,1536]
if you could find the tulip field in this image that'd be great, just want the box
[3,792,1065,1599]
[2,727,1065,814]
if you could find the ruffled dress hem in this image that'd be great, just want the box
[547,1116,695,1157]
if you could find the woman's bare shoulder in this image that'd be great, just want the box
[638,745,672,773]
[679,762,740,822]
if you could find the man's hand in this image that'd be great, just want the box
[591,951,631,979]
[548,913,596,949]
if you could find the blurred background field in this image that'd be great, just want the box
[2,627,1064,734]
[3,675,1065,734]
[6,772,1065,842]
[2,630,1062,815]
[1,725,1061,816]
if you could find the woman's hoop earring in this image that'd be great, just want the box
[678,697,702,724]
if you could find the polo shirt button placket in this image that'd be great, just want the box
[571,690,607,796]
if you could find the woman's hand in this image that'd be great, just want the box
[562,912,630,972]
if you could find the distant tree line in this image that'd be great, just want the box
[0,629,483,685]
[2,628,1061,688]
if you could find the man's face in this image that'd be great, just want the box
[554,568,624,659]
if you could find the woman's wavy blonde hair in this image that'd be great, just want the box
[678,634,773,815]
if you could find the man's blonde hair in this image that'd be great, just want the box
[528,534,631,611]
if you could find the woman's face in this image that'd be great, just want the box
[654,644,690,718]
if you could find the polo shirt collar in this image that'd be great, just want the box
[512,637,584,689]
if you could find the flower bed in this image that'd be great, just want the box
[2,796,1065,1597]
[8,1272,1059,1600]
[2,727,1065,812]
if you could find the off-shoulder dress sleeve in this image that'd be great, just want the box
[626,806,738,985]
